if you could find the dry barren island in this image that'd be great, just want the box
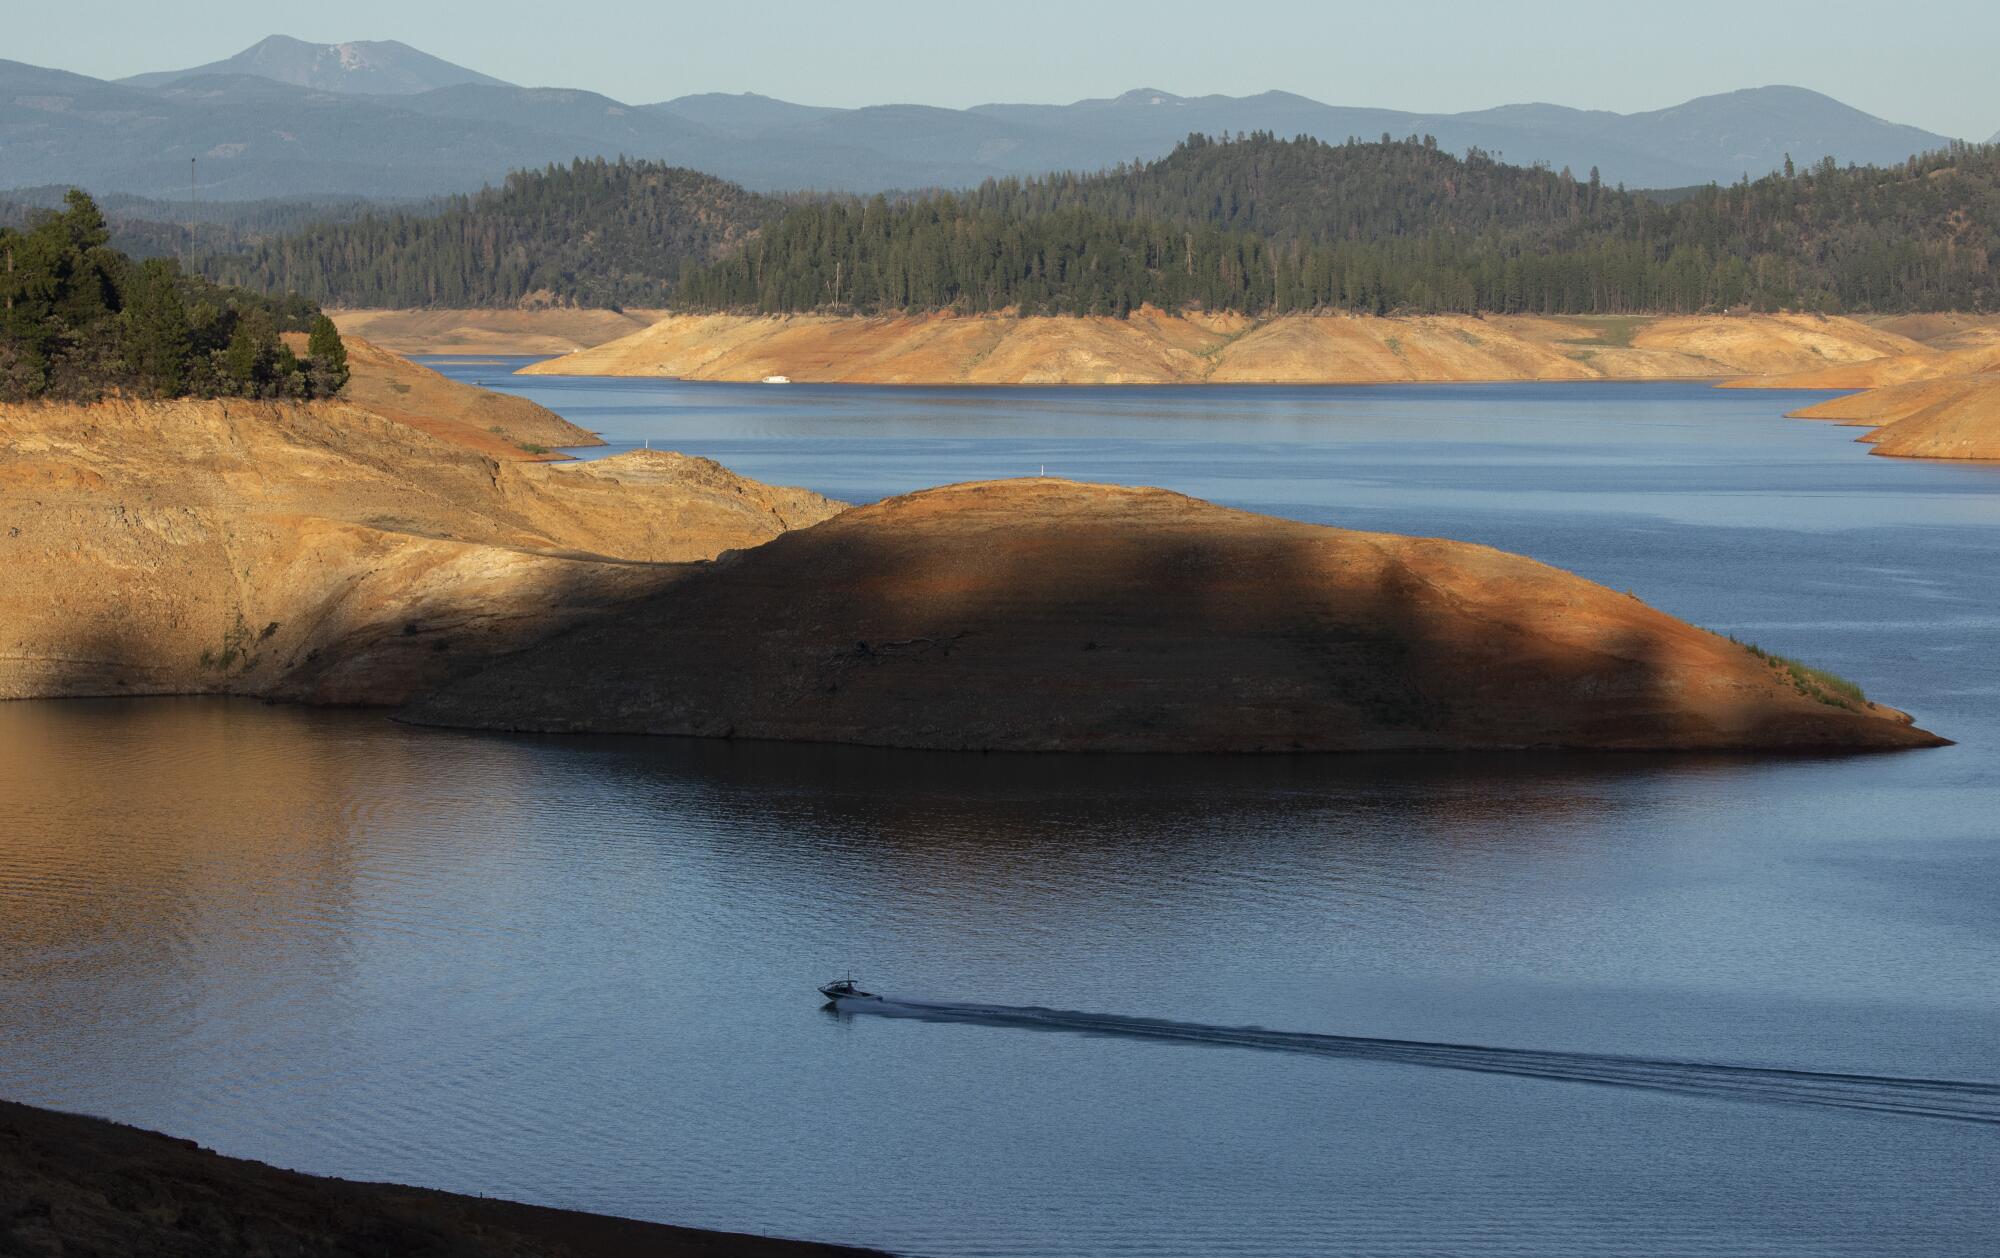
[403,478,1942,753]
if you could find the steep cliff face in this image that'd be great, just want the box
[404,479,1942,753]
[516,311,1922,385]
[0,354,842,704]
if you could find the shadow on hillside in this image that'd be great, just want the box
[396,499,1935,752]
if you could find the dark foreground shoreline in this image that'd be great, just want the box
[0,1097,886,1257]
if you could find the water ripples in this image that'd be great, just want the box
[836,996,2000,1126]
[5,690,2000,1256]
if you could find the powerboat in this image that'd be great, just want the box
[818,972,880,1002]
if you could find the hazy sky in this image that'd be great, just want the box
[15,0,1998,139]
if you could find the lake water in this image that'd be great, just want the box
[3,366,1999,1256]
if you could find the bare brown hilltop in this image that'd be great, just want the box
[518,310,1924,386]
[0,1097,879,1258]
[404,479,1942,754]
[0,340,841,706]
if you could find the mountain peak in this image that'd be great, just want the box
[1112,88,1186,107]
[1647,84,1883,122]
[121,35,509,95]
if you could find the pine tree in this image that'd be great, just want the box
[223,309,274,394]
[306,313,349,395]
[119,258,192,396]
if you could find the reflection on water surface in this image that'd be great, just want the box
[6,375,2000,1255]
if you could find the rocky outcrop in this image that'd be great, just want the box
[517,310,1924,385]
[404,479,1943,753]
[0,348,842,705]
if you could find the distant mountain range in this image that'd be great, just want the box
[0,37,1966,201]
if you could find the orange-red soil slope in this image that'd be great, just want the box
[0,344,840,705]
[406,479,1942,754]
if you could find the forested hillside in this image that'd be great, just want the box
[679,135,2000,316]
[964,133,1652,244]
[200,159,779,308]
[1,192,346,402]
[0,190,398,263]
[199,135,2000,317]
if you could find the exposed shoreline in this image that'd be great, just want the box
[0,1096,882,1257]
[0,336,1958,738]
[1722,319,2000,459]
[327,306,2000,462]
[331,308,672,357]
[514,309,1938,386]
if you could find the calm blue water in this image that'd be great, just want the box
[3,366,1998,1256]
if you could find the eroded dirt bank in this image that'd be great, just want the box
[1725,321,2000,461]
[1787,374,2000,460]
[0,344,841,705]
[404,478,1942,753]
[0,1097,879,1257]
[335,335,604,457]
[332,308,671,356]
[517,310,1925,385]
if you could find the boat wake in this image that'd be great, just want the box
[830,996,2000,1126]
